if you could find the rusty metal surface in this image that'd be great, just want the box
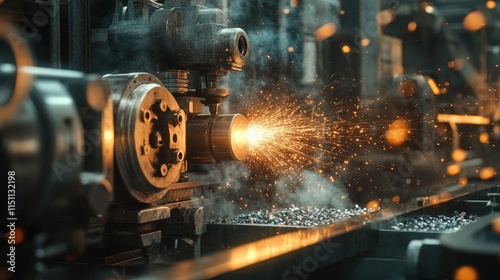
[139,183,495,280]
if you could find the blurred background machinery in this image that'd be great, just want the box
[1,0,500,279]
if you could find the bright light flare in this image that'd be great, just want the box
[247,124,274,149]
[244,96,337,174]
[243,95,379,175]
[232,118,249,153]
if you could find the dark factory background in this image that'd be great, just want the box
[1,0,500,279]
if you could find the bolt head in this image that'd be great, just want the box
[170,111,184,126]
[159,100,167,112]
[160,164,168,176]
[142,109,153,123]
[169,149,184,163]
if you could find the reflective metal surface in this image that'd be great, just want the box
[145,183,495,280]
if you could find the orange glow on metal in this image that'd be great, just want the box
[463,11,487,32]
[430,192,451,206]
[479,166,496,180]
[104,129,114,145]
[385,119,409,147]
[159,225,359,280]
[451,149,467,162]
[454,265,478,280]
[150,185,493,280]
[314,22,337,42]
[430,196,441,206]
[233,126,248,152]
[437,114,490,125]
[427,78,440,95]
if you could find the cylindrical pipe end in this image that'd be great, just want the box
[217,28,250,71]
[211,114,248,161]
[186,113,248,163]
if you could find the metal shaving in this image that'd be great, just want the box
[389,211,480,232]
[208,205,372,227]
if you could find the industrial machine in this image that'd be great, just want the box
[1,0,500,279]
[1,0,250,278]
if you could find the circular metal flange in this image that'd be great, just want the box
[113,73,186,203]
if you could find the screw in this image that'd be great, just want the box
[169,149,184,163]
[151,131,164,148]
[143,145,150,155]
[170,111,183,126]
[158,100,168,112]
[160,164,168,176]
[142,109,153,123]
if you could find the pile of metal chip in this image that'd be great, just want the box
[209,205,372,227]
[390,211,480,232]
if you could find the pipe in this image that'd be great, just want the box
[186,114,248,163]
[50,0,61,68]
[68,0,90,72]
